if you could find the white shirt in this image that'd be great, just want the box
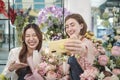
[2,47,21,80]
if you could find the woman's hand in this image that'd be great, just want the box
[65,39,87,55]
[8,61,28,72]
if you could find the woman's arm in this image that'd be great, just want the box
[2,48,20,78]
[84,39,98,64]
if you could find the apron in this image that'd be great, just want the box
[68,56,83,80]
[17,66,31,80]
[68,36,85,80]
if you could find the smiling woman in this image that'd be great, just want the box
[1,23,43,80]
[64,13,98,80]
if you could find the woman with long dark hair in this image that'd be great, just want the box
[2,23,43,80]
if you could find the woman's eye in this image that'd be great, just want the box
[25,35,30,37]
[33,34,37,37]
[70,23,75,27]
[65,26,69,29]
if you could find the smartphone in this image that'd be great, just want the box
[48,39,69,54]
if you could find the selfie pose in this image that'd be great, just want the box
[64,13,98,80]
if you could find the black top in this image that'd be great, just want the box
[68,56,83,80]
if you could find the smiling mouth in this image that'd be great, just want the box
[69,32,74,35]
[30,44,35,46]
[68,31,74,35]
[29,42,36,45]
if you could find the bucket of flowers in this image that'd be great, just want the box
[93,41,120,80]
[86,30,120,80]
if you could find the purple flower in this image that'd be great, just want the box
[37,6,71,40]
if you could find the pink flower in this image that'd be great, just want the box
[0,0,5,13]
[80,67,98,80]
[48,58,55,63]
[112,68,120,75]
[98,55,109,66]
[38,62,48,76]
[111,46,120,56]
[97,45,106,55]
[60,75,70,80]
[46,70,57,80]
[56,72,62,79]
[45,64,56,72]
[38,62,48,69]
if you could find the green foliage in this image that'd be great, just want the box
[14,15,28,46]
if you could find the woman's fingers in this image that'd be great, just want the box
[65,40,82,48]
[64,39,87,55]
[8,61,28,71]
[16,62,28,68]
[12,62,28,69]
[65,40,82,51]
[19,63,28,66]
[65,46,80,51]
[66,39,82,44]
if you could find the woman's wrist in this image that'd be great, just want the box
[8,67,14,72]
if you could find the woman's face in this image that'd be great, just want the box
[65,18,83,37]
[25,28,39,50]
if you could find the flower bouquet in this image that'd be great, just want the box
[93,41,120,80]
[24,49,70,80]
[37,51,70,80]
[37,6,71,40]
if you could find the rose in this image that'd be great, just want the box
[38,62,48,76]
[97,45,106,55]
[112,68,120,75]
[0,0,8,17]
[45,64,56,71]
[60,75,70,80]
[0,0,5,13]
[111,46,120,56]
[80,67,98,80]
[98,55,109,66]
[46,70,57,80]
[48,58,56,64]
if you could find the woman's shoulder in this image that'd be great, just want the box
[10,47,22,51]
[9,47,22,54]
[8,47,22,60]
